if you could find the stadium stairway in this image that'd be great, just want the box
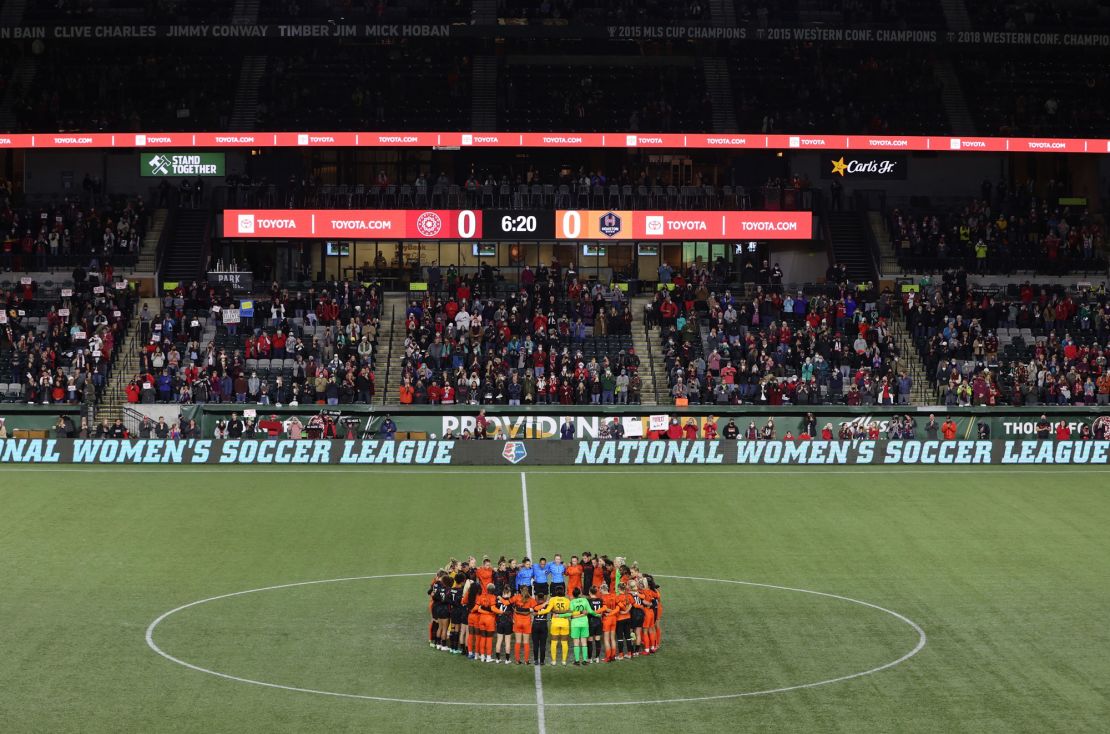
[471,56,498,132]
[0,52,37,130]
[828,212,877,286]
[0,0,27,26]
[708,0,736,25]
[939,0,973,32]
[934,59,977,135]
[230,0,260,25]
[702,58,739,133]
[136,209,168,273]
[888,317,936,406]
[96,297,157,424]
[230,55,267,132]
[631,294,661,406]
[162,210,209,286]
[471,0,497,24]
[868,211,900,277]
[380,293,408,405]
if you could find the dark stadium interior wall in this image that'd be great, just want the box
[22,150,248,199]
[790,152,1004,201]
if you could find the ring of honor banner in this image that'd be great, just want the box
[1,439,1108,466]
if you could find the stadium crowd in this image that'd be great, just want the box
[889,190,1106,274]
[650,261,908,406]
[399,263,640,405]
[905,269,1110,406]
[126,279,383,406]
[1,184,147,272]
[1,272,135,405]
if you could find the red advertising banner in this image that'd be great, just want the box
[554,210,813,240]
[222,209,811,240]
[223,210,483,239]
[1,131,1108,153]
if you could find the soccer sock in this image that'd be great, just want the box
[550,639,558,662]
[574,645,582,662]
[524,641,530,662]
[514,642,520,662]
[560,640,568,662]
[450,631,459,650]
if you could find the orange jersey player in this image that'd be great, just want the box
[599,584,620,661]
[565,555,584,596]
[614,583,635,660]
[475,557,494,591]
[472,584,498,662]
[510,587,537,664]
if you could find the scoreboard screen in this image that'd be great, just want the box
[222,209,812,241]
[481,209,557,240]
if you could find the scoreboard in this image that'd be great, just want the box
[222,209,812,240]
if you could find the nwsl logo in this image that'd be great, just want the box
[502,441,527,464]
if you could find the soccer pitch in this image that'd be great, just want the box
[1,466,1107,733]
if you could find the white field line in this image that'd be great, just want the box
[521,471,546,734]
[143,571,926,707]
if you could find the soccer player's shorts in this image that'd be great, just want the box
[588,617,603,637]
[479,614,496,632]
[569,619,590,640]
[467,611,481,628]
[549,618,570,636]
[513,616,532,635]
[495,616,513,636]
[602,615,617,632]
[630,608,645,628]
[432,603,449,619]
[451,606,468,626]
[642,610,655,629]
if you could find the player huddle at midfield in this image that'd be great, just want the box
[427,552,662,666]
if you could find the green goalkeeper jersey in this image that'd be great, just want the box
[562,597,595,618]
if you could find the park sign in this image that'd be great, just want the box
[140,152,225,177]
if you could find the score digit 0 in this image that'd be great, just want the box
[457,210,477,239]
[559,210,581,239]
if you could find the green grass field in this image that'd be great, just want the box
[1,465,1108,733]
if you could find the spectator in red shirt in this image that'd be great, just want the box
[258,414,283,437]
[1055,422,1071,440]
[666,418,682,440]
[272,330,287,358]
[682,419,698,440]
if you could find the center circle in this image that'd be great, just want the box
[145,573,926,707]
